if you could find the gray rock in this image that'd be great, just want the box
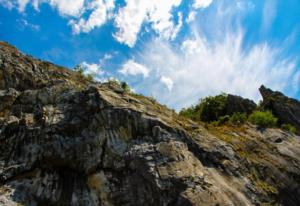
[260,85,300,134]
[0,41,300,206]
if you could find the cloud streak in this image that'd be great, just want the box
[262,0,277,34]
[130,30,299,110]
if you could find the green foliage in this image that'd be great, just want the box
[121,81,131,93]
[248,111,277,128]
[108,78,120,85]
[218,115,230,125]
[86,74,94,82]
[230,112,247,125]
[197,93,227,122]
[281,124,296,133]
[179,93,228,122]
[179,106,198,120]
[209,115,231,127]
[74,64,94,82]
[74,64,84,75]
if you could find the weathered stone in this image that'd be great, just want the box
[224,94,257,115]
[0,41,300,206]
[260,85,300,134]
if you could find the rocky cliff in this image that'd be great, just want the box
[260,85,300,134]
[1,41,300,206]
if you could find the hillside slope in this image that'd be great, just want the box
[0,41,300,206]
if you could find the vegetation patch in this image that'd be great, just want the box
[229,112,247,125]
[179,93,228,122]
[281,123,296,134]
[248,111,277,128]
[74,64,94,83]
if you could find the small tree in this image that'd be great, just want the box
[197,93,227,122]
[248,111,277,128]
[86,74,94,82]
[74,64,84,75]
[121,81,130,93]
[74,64,94,82]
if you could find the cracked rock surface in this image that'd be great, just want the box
[1,41,300,206]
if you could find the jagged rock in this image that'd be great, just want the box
[0,88,20,117]
[224,94,257,115]
[260,85,300,134]
[0,42,300,206]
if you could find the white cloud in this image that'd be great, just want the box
[160,76,174,91]
[6,0,85,16]
[2,0,114,33]
[17,0,30,12]
[132,30,300,110]
[114,0,182,47]
[193,0,213,9]
[70,0,115,34]
[0,0,216,44]
[187,10,197,23]
[187,0,213,23]
[81,61,104,75]
[48,0,85,17]
[119,60,149,78]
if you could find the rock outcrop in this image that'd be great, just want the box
[224,94,257,115]
[1,41,300,206]
[260,85,300,134]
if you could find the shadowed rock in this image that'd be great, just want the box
[259,85,300,134]
[1,42,300,206]
[224,94,257,115]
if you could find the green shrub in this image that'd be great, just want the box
[121,81,131,93]
[74,64,84,75]
[74,64,94,82]
[179,93,227,122]
[86,74,94,82]
[248,111,277,128]
[218,115,230,125]
[230,112,247,125]
[179,106,198,120]
[281,124,296,133]
[108,78,120,85]
[197,93,227,122]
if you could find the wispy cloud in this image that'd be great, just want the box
[118,1,300,110]
[262,0,277,35]
[134,31,299,110]
[17,18,40,31]
[160,76,174,91]
[0,0,14,10]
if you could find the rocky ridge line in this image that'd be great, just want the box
[0,41,300,206]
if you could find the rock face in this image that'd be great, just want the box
[224,94,257,115]
[1,41,300,206]
[260,85,300,134]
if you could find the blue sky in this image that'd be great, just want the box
[0,0,300,110]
